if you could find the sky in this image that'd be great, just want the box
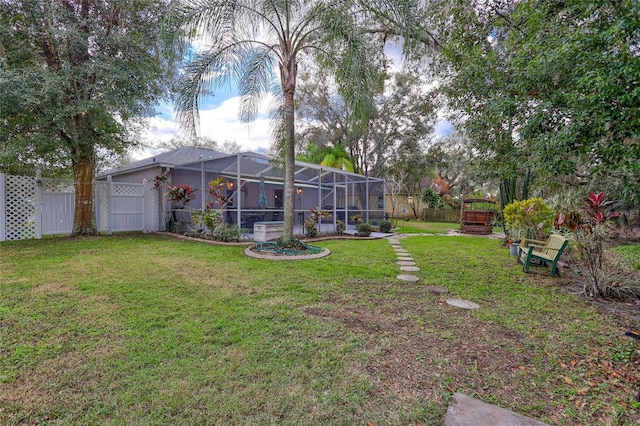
[136,83,274,159]
[135,42,453,160]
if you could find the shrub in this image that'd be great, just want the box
[379,220,392,233]
[421,188,444,209]
[167,184,197,208]
[336,220,346,234]
[305,218,318,237]
[562,192,628,298]
[503,197,554,240]
[212,223,241,242]
[190,209,240,241]
[357,222,374,237]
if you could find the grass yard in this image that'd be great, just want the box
[612,244,640,270]
[392,220,460,234]
[391,220,503,235]
[1,233,639,425]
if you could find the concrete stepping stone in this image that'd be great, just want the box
[394,249,409,254]
[425,286,449,294]
[397,274,420,282]
[397,261,416,266]
[397,257,414,262]
[445,392,549,426]
[400,266,420,272]
[446,299,480,309]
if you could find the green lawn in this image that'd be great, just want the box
[391,220,503,235]
[1,233,638,425]
[392,220,460,234]
[612,244,640,270]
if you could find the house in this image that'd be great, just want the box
[100,147,386,233]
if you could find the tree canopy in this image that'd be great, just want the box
[0,0,180,234]
[435,0,640,208]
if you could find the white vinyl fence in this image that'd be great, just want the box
[0,173,161,242]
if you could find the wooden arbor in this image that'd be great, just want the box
[460,198,496,235]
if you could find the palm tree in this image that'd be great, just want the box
[171,0,386,239]
[299,143,355,172]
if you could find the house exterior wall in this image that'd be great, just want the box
[105,167,161,184]
[385,194,416,219]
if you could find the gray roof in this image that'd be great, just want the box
[100,147,228,177]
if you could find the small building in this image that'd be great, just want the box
[99,147,386,233]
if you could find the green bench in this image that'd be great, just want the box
[518,234,569,277]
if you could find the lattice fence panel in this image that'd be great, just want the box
[4,175,37,240]
[113,183,144,197]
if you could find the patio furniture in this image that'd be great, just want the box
[518,234,568,277]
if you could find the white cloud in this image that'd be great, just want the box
[139,95,274,159]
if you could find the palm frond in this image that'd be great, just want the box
[175,39,244,135]
[237,45,278,123]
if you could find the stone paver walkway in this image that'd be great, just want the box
[389,235,421,282]
[387,232,549,426]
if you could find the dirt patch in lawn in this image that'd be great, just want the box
[305,280,640,425]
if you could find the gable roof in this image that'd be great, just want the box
[100,147,229,177]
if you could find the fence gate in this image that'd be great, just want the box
[0,173,157,242]
[40,178,75,236]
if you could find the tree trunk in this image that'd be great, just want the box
[280,55,297,240]
[72,154,98,236]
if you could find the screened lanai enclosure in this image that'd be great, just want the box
[169,152,385,235]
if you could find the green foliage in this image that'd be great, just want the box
[336,220,346,234]
[436,0,640,206]
[0,0,180,233]
[191,209,241,242]
[305,219,318,238]
[298,144,355,172]
[356,222,374,237]
[379,220,392,233]
[213,223,242,242]
[503,198,554,240]
[421,188,443,209]
[560,192,638,299]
